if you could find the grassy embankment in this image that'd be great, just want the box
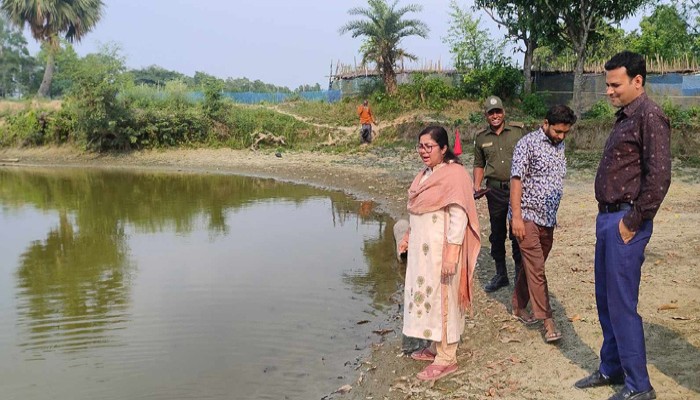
[277,97,700,170]
[1,96,699,170]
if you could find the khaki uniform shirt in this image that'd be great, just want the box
[473,122,525,182]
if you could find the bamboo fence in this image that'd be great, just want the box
[331,59,456,80]
[534,55,700,74]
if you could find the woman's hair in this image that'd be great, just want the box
[418,125,462,165]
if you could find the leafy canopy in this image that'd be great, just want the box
[443,0,505,71]
[630,4,696,59]
[1,0,104,44]
[1,13,35,97]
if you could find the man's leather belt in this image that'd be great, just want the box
[486,179,509,190]
[598,203,632,213]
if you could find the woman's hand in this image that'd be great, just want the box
[398,238,409,254]
[441,243,461,277]
[398,231,409,254]
[441,259,458,276]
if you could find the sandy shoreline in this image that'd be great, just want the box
[2,147,699,400]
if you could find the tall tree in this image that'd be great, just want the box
[0,0,104,98]
[339,0,429,94]
[672,0,700,55]
[443,0,504,71]
[130,65,190,88]
[630,4,694,60]
[1,13,34,97]
[534,22,627,70]
[32,41,79,97]
[542,0,650,116]
[474,0,546,94]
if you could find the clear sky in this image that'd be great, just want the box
[23,0,644,89]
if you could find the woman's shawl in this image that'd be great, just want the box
[407,162,481,312]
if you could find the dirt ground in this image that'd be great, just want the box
[1,146,698,400]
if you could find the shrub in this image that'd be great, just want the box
[5,109,47,146]
[400,73,457,110]
[468,111,483,124]
[202,81,226,122]
[358,79,384,98]
[521,92,548,119]
[67,92,135,150]
[661,99,696,128]
[120,84,166,108]
[66,47,137,150]
[133,107,209,147]
[370,91,401,119]
[46,107,77,144]
[585,99,615,120]
[162,79,192,110]
[460,64,523,100]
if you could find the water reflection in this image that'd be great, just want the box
[344,217,403,311]
[331,198,403,310]
[16,209,131,355]
[0,167,400,400]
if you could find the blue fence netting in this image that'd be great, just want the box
[187,90,342,104]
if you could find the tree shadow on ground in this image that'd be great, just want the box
[476,254,700,395]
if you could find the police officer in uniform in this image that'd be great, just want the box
[473,95,524,292]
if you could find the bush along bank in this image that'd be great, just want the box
[0,96,323,151]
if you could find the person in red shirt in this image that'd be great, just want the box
[357,99,377,143]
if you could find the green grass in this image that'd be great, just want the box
[677,155,700,168]
[567,150,603,170]
[278,99,358,127]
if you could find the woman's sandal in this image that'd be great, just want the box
[416,363,458,381]
[410,347,436,361]
[512,309,538,326]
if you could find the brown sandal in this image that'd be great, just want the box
[512,309,538,325]
[543,318,562,343]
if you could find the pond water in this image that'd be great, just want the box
[0,168,402,400]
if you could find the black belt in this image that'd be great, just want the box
[486,179,509,190]
[598,203,632,213]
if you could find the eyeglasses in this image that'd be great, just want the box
[415,143,438,152]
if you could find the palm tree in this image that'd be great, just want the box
[339,0,429,95]
[0,0,104,98]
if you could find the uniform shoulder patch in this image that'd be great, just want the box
[508,121,525,129]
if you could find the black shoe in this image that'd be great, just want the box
[608,386,656,400]
[574,370,625,389]
[484,274,509,293]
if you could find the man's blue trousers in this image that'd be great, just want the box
[595,210,654,393]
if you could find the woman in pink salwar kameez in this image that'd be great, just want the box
[398,126,481,381]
